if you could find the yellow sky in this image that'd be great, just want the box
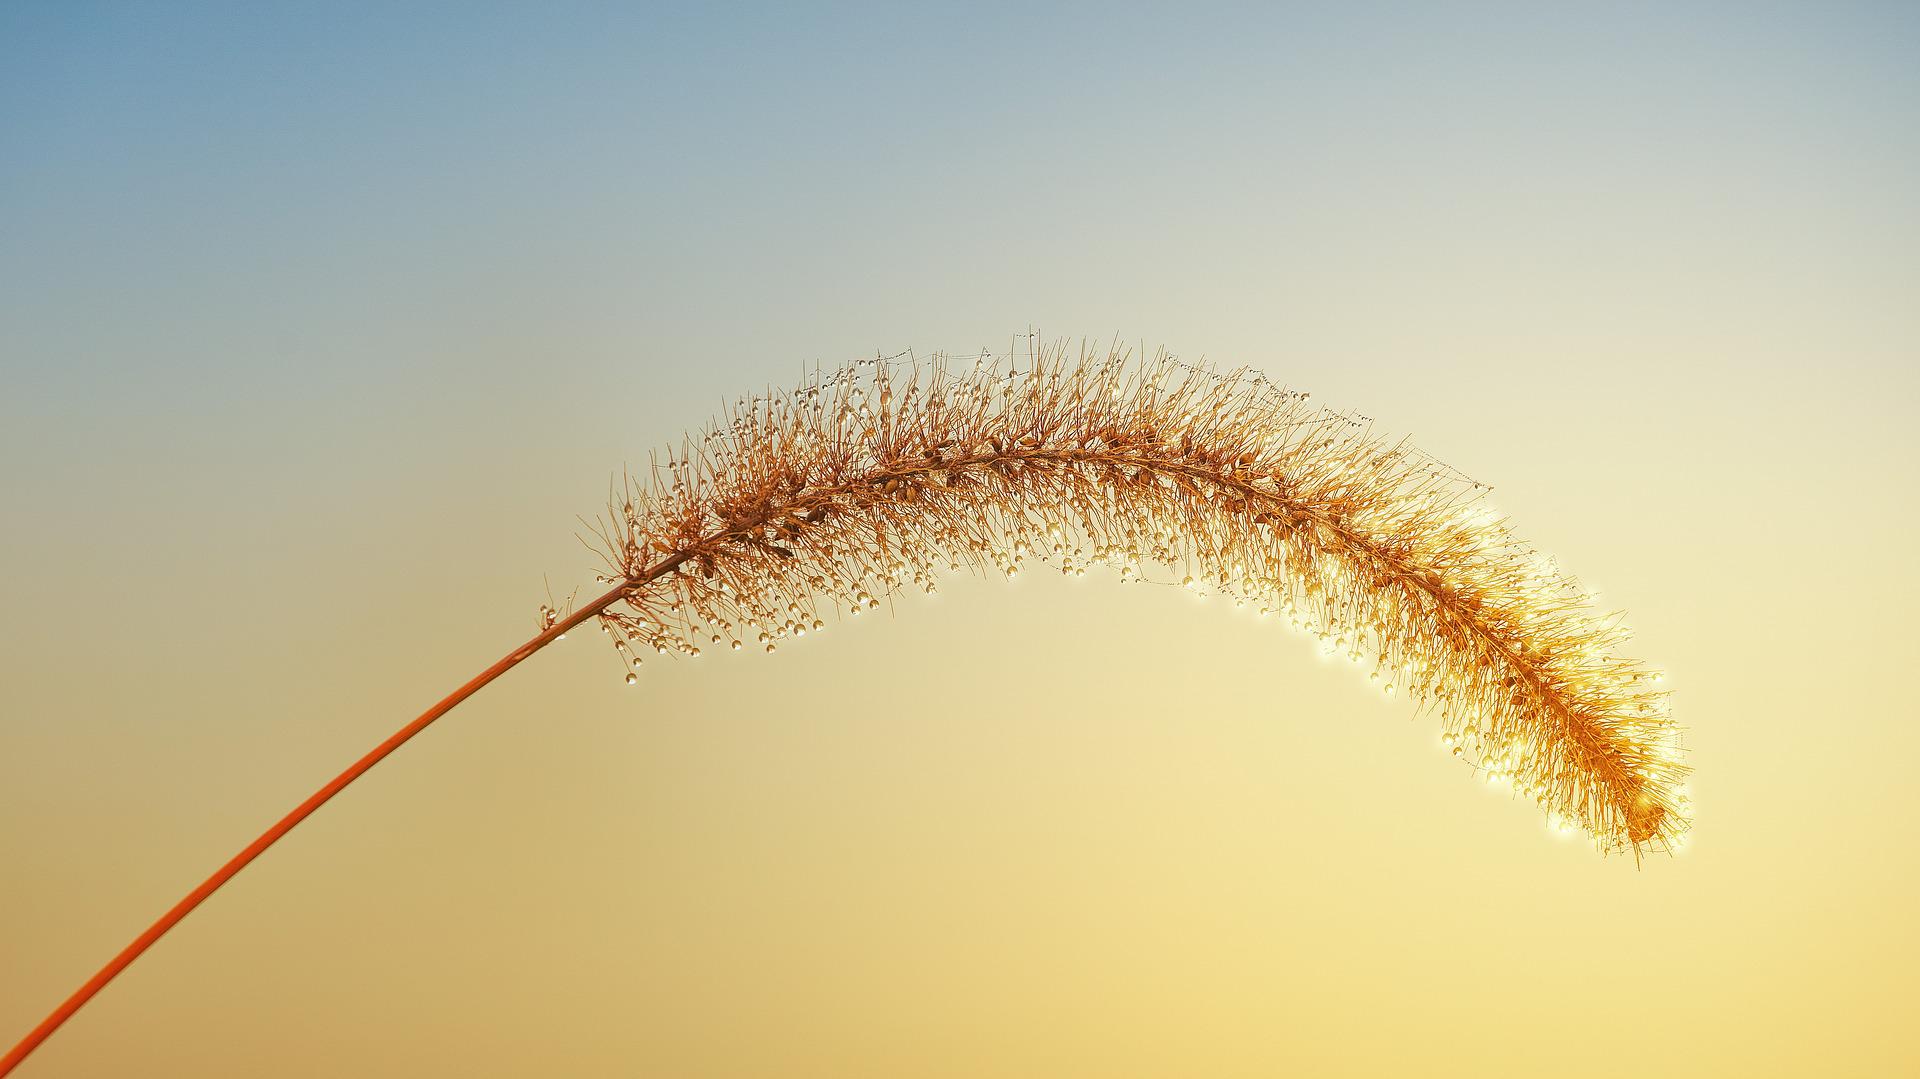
[3,4,1917,1076]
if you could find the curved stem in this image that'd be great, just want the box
[0,581,632,1076]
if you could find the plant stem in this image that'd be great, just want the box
[0,580,632,1076]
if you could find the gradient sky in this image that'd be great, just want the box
[3,4,1918,1076]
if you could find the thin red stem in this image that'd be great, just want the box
[0,580,632,1076]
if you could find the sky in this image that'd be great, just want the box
[2,3,1918,1076]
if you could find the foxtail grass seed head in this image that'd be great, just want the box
[586,342,1689,858]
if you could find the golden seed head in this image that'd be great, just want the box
[586,342,1690,858]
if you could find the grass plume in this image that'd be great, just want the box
[1,339,1688,1075]
[588,341,1690,855]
